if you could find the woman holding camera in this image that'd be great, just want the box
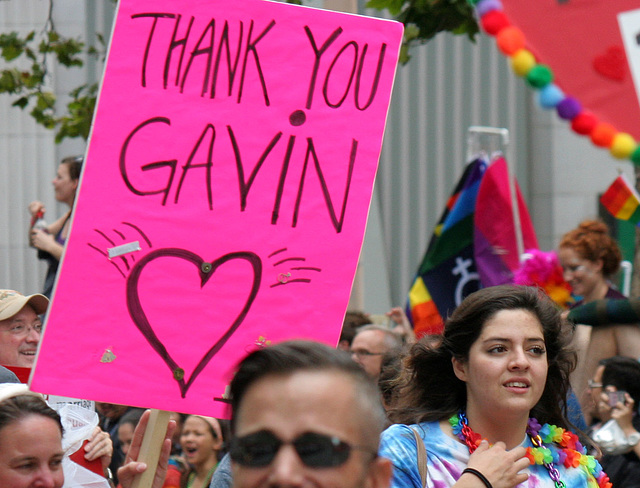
[589,356,640,487]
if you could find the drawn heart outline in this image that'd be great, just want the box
[126,248,262,397]
[472,0,640,164]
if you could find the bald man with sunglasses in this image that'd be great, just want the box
[223,340,392,488]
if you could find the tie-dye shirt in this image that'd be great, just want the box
[379,421,593,488]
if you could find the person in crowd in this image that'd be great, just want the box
[28,155,83,298]
[221,340,392,488]
[117,408,146,459]
[558,220,624,305]
[162,412,188,488]
[181,415,226,488]
[170,412,187,456]
[338,310,372,351]
[0,365,19,383]
[0,289,115,474]
[350,324,404,380]
[587,356,640,487]
[380,285,610,488]
[115,410,186,488]
[558,219,640,418]
[209,454,231,488]
[0,383,174,488]
[0,289,48,368]
[97,402,136,485]
[386,306,417,345]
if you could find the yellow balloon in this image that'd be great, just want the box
[610,133,638,159]
[510,49,536,77]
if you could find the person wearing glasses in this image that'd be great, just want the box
[558,219,640,421]
[225,340,392,488]
[0,289,48,368]
[350,324,403,380]
[587,356,640,487]
[380,285,608,488]
[0,289,117,479]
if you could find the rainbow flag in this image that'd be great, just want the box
[600,175,640,225]
[407,158,487,337]
[407,156,538,338]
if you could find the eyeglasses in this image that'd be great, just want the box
[350,349,384,359]
[2,321,43,337]
[229,430,375,468]
[588,379,603,389]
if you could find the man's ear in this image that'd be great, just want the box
[366,456,393,488]
[452,356,467,382]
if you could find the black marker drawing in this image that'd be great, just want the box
[131,13,274,105]
[268,248,321,287]
[87,222,153,278]
[126,248,262,398]
[304,25,386,111]
[119,116,358,233]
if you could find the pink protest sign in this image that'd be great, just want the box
[30,0,402,416]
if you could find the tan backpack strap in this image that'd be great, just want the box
[411,427,428,488]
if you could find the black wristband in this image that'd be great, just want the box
[462,468,493,488]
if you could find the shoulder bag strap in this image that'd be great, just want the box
[411,427,428,488]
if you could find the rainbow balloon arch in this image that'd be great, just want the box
[469,0,640,165]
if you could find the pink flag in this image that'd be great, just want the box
[474,156,538,287]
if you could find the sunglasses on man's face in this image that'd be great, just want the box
[229,430,376,468]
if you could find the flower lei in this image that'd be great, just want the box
[449,412,612,488]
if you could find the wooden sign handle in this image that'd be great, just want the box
[130,409,171,488]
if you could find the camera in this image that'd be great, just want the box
[608,390,627,407]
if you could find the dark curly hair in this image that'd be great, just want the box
[387,285,577,431]
[559,220,622,277]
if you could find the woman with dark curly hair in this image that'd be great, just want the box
[558,219,640,421]
[379,285,609,488]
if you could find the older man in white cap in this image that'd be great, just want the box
[0,289,48,367]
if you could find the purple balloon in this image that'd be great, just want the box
[557,97,582,120]
[476,0,503,17]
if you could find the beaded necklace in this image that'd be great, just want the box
[186,464,217,488]
[449,411,612,488]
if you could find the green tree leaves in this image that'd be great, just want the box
[0,2,100,142]
[366,0,479,63]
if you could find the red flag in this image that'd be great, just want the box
[474,156,538,287]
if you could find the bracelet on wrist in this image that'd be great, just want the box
[462,468,493,488]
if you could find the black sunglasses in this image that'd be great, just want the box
[229,430,375,468]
